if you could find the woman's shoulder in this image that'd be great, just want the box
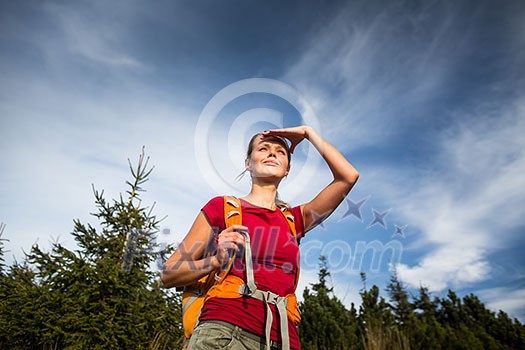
[201,196,227,229]
[207,195,225,203]
[201,196,226,211]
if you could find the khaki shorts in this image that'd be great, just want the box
[186,321,283,350]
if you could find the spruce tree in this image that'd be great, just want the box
[0,148,183,349]
[299,256,359,350]
[385,267,412,327]
[411,286,447,348]
[359,272,408,350]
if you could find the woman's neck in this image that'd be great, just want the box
[242,184,278,210]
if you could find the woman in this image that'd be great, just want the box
[161,126,359,350]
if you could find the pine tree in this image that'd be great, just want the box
[0,148,183,349]
[384,268,412,349]
[492,310,525,348]
[410,286,447,348]
[385,267,412,327]
[359,272,408,350]
[299,256,359,350]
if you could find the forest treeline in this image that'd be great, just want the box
[1,151,523,349]
[299,257,524,350]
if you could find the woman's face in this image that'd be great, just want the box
[246,135,290,181]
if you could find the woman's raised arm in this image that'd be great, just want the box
[263,126,359,232]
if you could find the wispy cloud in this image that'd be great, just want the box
[282,1,476,150]
[478,287,525,321]
[396,98,525,291]
[40,2,146,71]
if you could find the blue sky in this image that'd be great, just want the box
[1,0,524,321]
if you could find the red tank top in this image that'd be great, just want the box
[199,196,305,349]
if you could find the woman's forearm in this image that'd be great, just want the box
[161,212,222,288]
[161,255,220,288]
[305,126,359,186]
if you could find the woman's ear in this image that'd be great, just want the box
[245,158,250,171]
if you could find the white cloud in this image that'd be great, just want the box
[478,287,525,322]
[395,99,525,292]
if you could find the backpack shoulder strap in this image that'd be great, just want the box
[214,196,242,283]
[278,206,301,291]
[224,196,242,227]
[279,207,297,240]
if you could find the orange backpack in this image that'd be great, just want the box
[180,196,300,350]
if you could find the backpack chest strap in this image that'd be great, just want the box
[243,289,290,350]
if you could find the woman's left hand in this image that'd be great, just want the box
[262,126,313,153]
